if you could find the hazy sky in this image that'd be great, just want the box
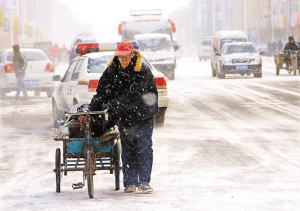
[59,0,189,42]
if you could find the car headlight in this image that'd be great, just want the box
[250,58,262,64]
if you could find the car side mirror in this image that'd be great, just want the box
[52,75,61,81]
[215,52,221,56]
[259,51,264,55]
[174,46,179,51]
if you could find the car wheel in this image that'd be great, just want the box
[219,67,225,79]
[254,72,262,78]
[47,88,55,98]
[52,99,65,127]
[168,71,175,80]
[0,88,6,99]
[154,110,165,127]
[211,63,217,77]
[34,91,41,96]
[276,64,280,75]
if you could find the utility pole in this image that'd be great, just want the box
[244,0,247,35]
[10,0,13,46]
[227,0,230,30]
[212,0,215,36]
[271,0,274,41]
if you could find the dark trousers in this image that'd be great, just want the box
[16,73,28,98]
[120,119,154,187]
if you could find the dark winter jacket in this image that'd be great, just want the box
[13,52,27,76]
[69,46,81,64]
[283,42,299,52]
[89,49,158,127]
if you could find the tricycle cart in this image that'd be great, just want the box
[274,50,300,76]
[53,105,121,199]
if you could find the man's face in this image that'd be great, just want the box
[118,52,133,68]
[290,39,294,44]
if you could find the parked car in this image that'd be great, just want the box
[216,42,262,78]
[198,37,212,61]
[0,48,56,98]
[211,30,248,77]
[52,42,169,127]
[256,44,269,55]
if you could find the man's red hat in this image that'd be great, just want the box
[114,41,133,57]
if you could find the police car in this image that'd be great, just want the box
[52,42,169,127]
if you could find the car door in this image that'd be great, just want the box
[60,60,78,110]
[68,59,84,105]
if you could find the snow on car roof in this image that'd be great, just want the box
[215,30,247,39]
[5,48,46,52]
[223,42,254,46]
[81,51,115,58]
[134,33,171,40]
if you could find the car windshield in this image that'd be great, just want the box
[201,40,211,46]
[7,51,48,61]
[88,55,114,73]
[137,37,172,51]
[87,55,153,73]
[220,38,247,51]
[222,44,257,55]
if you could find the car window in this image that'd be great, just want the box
[201,40,211,46]
[87,55,114,73]
[63,60,78,82]
[7,51,48,62]
[223,44,257,55]
[34,43,53,52]
[136,37,172,51]
[71,59,84,81]
[220,38,247,51]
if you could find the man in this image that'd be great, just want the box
[283,36,300,67]
[69,39,82,64]
[12,45,28,100]
[283,36,299,52]
[89,41,158,193]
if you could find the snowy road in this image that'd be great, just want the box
[0,57,299,210]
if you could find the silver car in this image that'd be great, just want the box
[0,48,56,98]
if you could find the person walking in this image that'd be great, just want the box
[89,41,158,193]
[51,43,62,68]
[12,44,28,100]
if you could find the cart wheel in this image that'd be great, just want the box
[276,64,280,75]
[55,148,61,193]
[293,61,297,75]
[86,149,94,199]
[114,141,121,190]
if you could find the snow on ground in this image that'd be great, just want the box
[0,56,299,210]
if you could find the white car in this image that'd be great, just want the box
[198,37,212,61]
[52,43,169,127]
[0,48,56,98]
[216,42,262,78]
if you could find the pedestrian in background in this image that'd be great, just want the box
[69,39,82,64]
[89,41,158,193]
[51,43,62,68]
[12,44,28,100]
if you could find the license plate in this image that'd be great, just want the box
[24,80,39,86]
[236,65,248,70]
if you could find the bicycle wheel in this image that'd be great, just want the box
[55,148,61,193]
[86,149,94,198]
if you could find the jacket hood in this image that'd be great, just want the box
[107,49,142,72]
